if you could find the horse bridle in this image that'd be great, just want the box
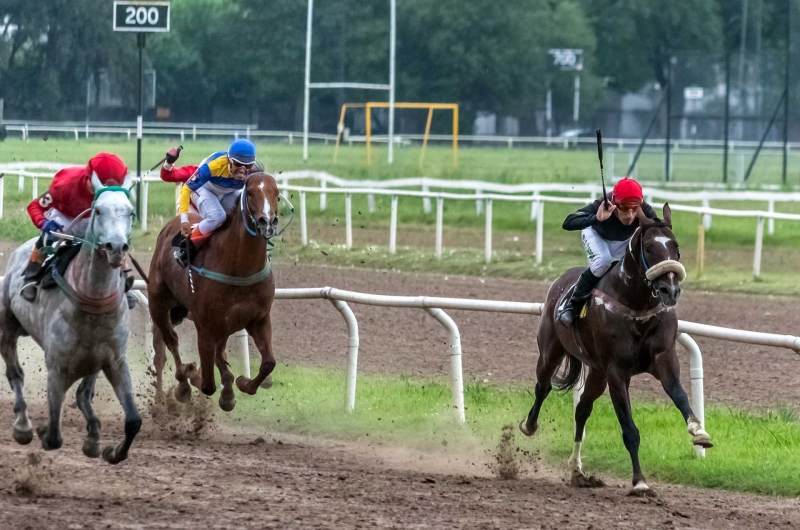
[239,175,295,246]
[630,221,681,298]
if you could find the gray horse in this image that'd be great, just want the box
[0,172,140,464]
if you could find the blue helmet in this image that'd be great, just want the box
[228,139,256,165]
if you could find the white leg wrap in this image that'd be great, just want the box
[568,441,583,472]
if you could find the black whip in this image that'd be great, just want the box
[595,129,609,208]
[149,145,184,172]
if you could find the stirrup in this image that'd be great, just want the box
[558,307,575,326]
[173,248,188,268]
[19,282,38,303]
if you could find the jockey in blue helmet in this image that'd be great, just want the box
[175,139,257,266]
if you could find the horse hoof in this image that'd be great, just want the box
[235,376,255,395]
[102,446,126,465]
[570,470,604,488]
[518,421,537,437]
[219,389,236,412]
[83,439,101,458]
[36,425,47,441]
[692,434,713,448]
[174,381,192,403]
[40,436,62,451]
[259,375,274,390]
[12,428,33,445]
[628,482,657,498]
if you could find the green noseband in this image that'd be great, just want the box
[94,185,131,201]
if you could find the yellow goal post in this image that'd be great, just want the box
[333,102,458,167]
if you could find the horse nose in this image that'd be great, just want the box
[659,284,681,303]
[103,241,130,254]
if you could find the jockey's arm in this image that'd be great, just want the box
[562,199,603,231]
[178,164,210,223]
[27,196,48,229]
[161,165,197,184]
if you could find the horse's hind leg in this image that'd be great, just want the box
[76,374,101,458]
[149,296,192,402]
[37,368,68,451]
[653,348,712,448]
[0,317,33,445]
[520,320,566,437]
[101,360,141,465]
[569,368,607,487]
[236,316,276,396]
[151,324,168,396]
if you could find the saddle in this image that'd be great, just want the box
[23,242,83,291]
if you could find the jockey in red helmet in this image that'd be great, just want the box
[20,153,136,305]
[557,177,658,326]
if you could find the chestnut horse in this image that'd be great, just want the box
[520,204,712,495]
[148,172,279,411]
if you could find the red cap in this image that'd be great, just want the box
[86,153,128,185]
[612,178,643,204]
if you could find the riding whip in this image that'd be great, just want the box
[595,129,609,209]
[149,145,184,172]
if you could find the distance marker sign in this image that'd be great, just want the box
[113,1,170,32]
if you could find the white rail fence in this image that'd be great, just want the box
[2,165,799,277]
[123,282,800,459]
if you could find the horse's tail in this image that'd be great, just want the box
[552,353,583,392]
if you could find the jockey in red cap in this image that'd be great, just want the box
[557,177,658,326]
[20,153,136,305]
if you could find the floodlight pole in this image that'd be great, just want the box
[388,0,396,164]
[782,0,790,185]
[303,0,314,162]
[136,32,145,220]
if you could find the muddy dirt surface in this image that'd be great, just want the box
[1,404,799,530]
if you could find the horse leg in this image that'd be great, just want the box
[76,374,101,458]
[187,328,217,397]
[150,297,192,402]
[101,360,141,465]
[216,348,236,412]
[151,324,167,397]
[0,320,32,445]
[236,316,276,396]
[653,349,712,448]
[607,368,651,495]
[519,321,565,437]
[37,368,68,451]
[569,368,607,487]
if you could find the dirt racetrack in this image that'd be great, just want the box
[1,246,800,528]
[1,402,800,530]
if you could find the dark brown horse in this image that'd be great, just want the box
[520,204,711,495]
[148,172,279,411]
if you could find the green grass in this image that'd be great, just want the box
[3,138,799,295]
[225,364,800,497]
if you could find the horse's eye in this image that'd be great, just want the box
[271,217,279,225]
[94,209,101,216]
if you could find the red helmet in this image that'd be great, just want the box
[85,153,128,185]
[612,177,643,205]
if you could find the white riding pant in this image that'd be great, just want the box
[581,227,628,276]
[43,208,90,241]
[192,186,241,235]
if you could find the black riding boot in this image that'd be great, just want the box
[19,259,43,302]
[123,269,137,310]
[558,269,602,326]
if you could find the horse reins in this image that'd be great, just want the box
[630,221,675,298]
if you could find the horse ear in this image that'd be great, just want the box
[662,202,672,226]
[122,171,134,190]
[90,171,103,192]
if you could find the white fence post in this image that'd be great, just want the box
[678,333,705,457]
[768,200,775,235]
[300,191,308,246]
[753,216,764,278]
[141,181,149,231]
[75,129,80,141]
[476,189,483,215]
[320,179,327,211]
[345,193,353,249]
[422,181,431,213]
[702,198,712,231]
[32,177,37,199]
[192,125,197,141]
[367,193,375,213]
[18,175,23,192]
[425,308,465,424]
[0,174,4,219]
[330,300,359,413]
[535,201,544,264]
[389,195,398,254]
[435,196,444,259]
[609,149,615,179]
[85,123,89,139]
[181,130,185,143]
[530,192,540,221]
[485,199,493,264]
